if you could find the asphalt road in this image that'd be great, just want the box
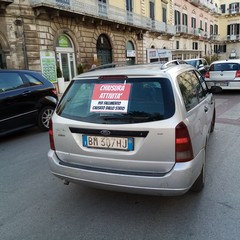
[1,91,240,240]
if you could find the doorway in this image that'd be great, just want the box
[56,35,76,91]
[97,34,112,65]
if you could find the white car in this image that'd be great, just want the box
[48,61,220,196]
[205,59,240,90]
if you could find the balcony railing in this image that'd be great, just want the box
[176,25,188,34]
[151,20,166,32]
[30,0,177,36]
[166,24,176,35]
[228,8,240,14]
[30,0,149,30]
[226,35,240,41]
[188,0,222,15]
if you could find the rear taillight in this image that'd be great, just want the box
[205,71,210,78]
[52,89,57,96]
[175,122,193,162]
[235,70,240,78]
[49,119,55,150]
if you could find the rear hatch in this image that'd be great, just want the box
[52,76,178,174]
[208,62,239,85]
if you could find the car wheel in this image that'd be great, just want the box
[191,148,206,192]
[210,109,216,133]
[38,106,55,131]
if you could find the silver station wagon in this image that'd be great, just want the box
[48,61,220,196]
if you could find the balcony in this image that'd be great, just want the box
[30,0,176,36]
[188,0,221,14]
[176,25,189,36]
[226,35,240,42]
[190,28,199,37]
[151,20,166,32]
[228,8,240,15]
[166,24,176,35]
[0,0,14,13]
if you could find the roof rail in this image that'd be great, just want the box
[160,60,187,70]
[88,62,127,72]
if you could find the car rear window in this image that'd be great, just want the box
[56,77,175,124]
[210,63,239,71]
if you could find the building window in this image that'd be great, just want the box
[191,17,196,28]
[192,42,198,50]
[214,24,218,35]
[182,13,188,26]
[210,25,213,35]
[175,10,181,25]
[98,0,107,16]
[150,1,155,20]
[229,2,239,13]
[126,0,133,23]
[126,41,135,65]
[227,24,240,35]
[176,41,179,49]
[162,6,167,23]
[97,34,112,65]
[220,4,226,13]
[205,22,207,32]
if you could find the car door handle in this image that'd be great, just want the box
[204,106,208,112]
[22,90,31,96]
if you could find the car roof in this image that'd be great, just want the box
[74,62,196,79]
[185,58,205,61]
[210,59,240,65]
[0,69,42,74]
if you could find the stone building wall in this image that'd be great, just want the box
[1,2,144,71]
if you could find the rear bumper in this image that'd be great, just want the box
[48,150,204,196]
[206,80,240,90]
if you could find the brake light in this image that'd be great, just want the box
[205,71,210,78]
[235,70,240,78]
[52,88,57,95]
[175,122,193,162]
[49,119,55,150]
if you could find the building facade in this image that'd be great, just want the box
[0,0,239,90]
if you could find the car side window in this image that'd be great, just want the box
[24,74,43,86]
[195,70,208,92]
[177,70,206,111]
[0,73,25,93]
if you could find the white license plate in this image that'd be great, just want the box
[82,135,134,151]
[215,82,228,86]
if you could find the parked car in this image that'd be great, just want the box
[0,69,58,136]
[48,61,220,196]
[205,59,240,90]
[185,58,210,76]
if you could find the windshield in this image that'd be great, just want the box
[186,60,198,68]
[56,77,175,124]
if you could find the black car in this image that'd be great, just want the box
[0,69,58,136]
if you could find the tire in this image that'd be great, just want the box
[191,149,206,192]
[38,106,55,131]
[210,108,216,133]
